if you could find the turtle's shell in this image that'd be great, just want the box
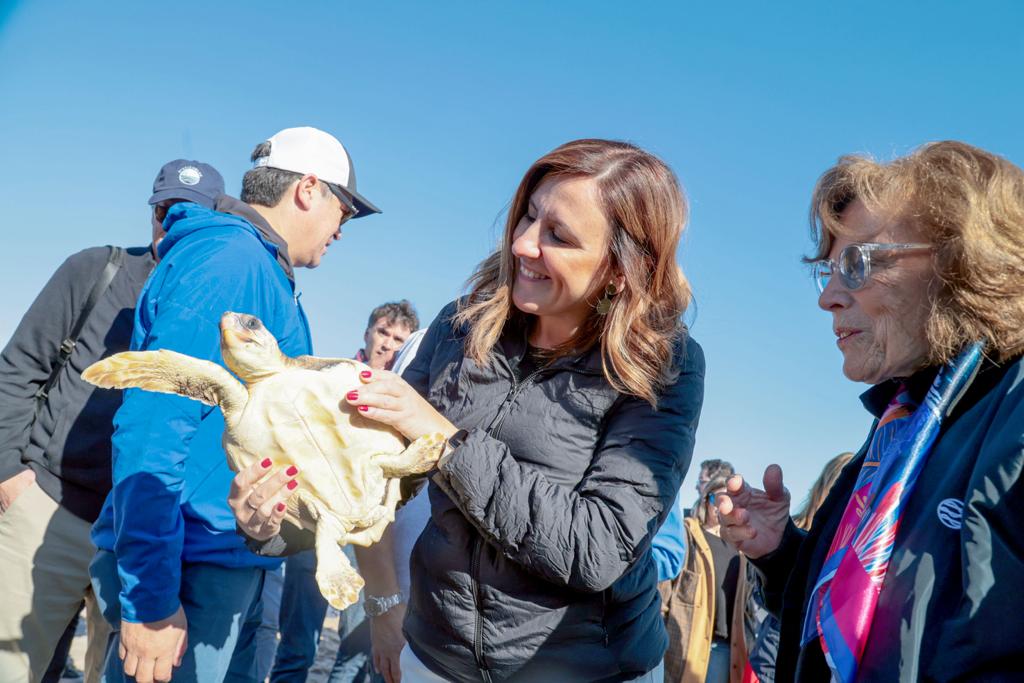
[222,359,405,532]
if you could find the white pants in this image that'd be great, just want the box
[399,645,453,682]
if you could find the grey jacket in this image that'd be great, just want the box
[754,354,1024,682]
[0,245,155,521]
[401,303,705,682]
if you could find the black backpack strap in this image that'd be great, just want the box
[35,246,126,402]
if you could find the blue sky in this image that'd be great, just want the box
[2,1,1022,507]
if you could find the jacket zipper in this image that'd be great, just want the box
[469,362,604,678]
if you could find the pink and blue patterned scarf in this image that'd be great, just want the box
[802,342,983,682]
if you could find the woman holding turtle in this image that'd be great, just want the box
[232,139,705,682]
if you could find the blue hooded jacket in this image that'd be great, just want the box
[92,201,312,623]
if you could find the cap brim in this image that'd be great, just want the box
[348,189,381,219]
[149,187,221,209]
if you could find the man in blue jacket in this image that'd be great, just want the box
[0,159,223,683]
[89,127,381,683]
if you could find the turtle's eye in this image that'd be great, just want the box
[244,318,261,331]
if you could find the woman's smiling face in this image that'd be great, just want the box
[510,176,614,346]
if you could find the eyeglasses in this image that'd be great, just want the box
[321,180,359,227]
[812,242,931,293]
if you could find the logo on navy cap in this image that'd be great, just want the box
[178,166,202,186]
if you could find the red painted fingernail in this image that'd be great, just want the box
[358,405,369,412]
[287,479,298,490]
[346,391,359,401]
[261,458,272,468]
[360,371,372,379]
[286,465,298,476]
[276,502,286,512]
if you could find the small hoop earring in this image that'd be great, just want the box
[596,282,619,315]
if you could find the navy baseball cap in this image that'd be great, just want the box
[149,159,225,209]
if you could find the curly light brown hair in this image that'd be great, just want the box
[809,140,1024,364]
[453,139,692,406]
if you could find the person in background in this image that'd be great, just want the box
[719,141,1024,682]
[235,138,706,683]
[652,459,734,622]
[685,459,733,518]
[271,301,418,683]
[89,127,380,683]
[696,459,734,498]
[354,301,418,369]
[652,490,687,585]
[743,452,855,683]
[0,159,223,683]
[660,475,750,683]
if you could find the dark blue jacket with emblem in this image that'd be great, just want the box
[754,353,1024,682]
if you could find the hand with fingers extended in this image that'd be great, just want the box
[119,605,187,683]
[716,464,792,559]
[343,368,458,443]
[228,457,299,540]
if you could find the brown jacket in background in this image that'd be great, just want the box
[658,516,750,683]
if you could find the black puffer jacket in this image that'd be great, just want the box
[402,303,705,682]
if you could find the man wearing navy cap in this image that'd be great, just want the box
[0,159,224,683]
[88,128,380,683]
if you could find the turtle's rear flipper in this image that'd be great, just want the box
[376,432,446,477]
[311,510,363,610]
[82,350,247,414]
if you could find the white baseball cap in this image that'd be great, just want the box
[253,126,381,218]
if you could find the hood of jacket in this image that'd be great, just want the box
[159,198,296,282]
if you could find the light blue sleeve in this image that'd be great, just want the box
[651,488,687,582]
[109,237,273,622]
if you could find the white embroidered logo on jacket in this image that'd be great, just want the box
[936,498,964,530]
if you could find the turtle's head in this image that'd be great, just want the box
[220,312,285,382]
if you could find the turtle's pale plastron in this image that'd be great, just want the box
[82,312,445,609]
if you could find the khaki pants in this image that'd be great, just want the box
[0,482,111,683]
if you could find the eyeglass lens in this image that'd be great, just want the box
[815,245,868,292]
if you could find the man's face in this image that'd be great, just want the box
[363,317,412,370]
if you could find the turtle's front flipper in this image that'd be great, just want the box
[375,432,447,477]
[82,350,247,415]
[306,498,364,610]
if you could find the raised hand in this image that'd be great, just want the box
[343,369,457,443]
[716,464,792,558]
[228,458,299,540]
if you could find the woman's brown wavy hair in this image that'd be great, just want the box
[809,140,1024,364]
[453,139,692,406]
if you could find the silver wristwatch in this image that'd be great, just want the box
[364,591,404,617]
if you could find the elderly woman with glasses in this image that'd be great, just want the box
[718,141,1024,683]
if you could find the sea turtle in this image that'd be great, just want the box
[82,311,445,610]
